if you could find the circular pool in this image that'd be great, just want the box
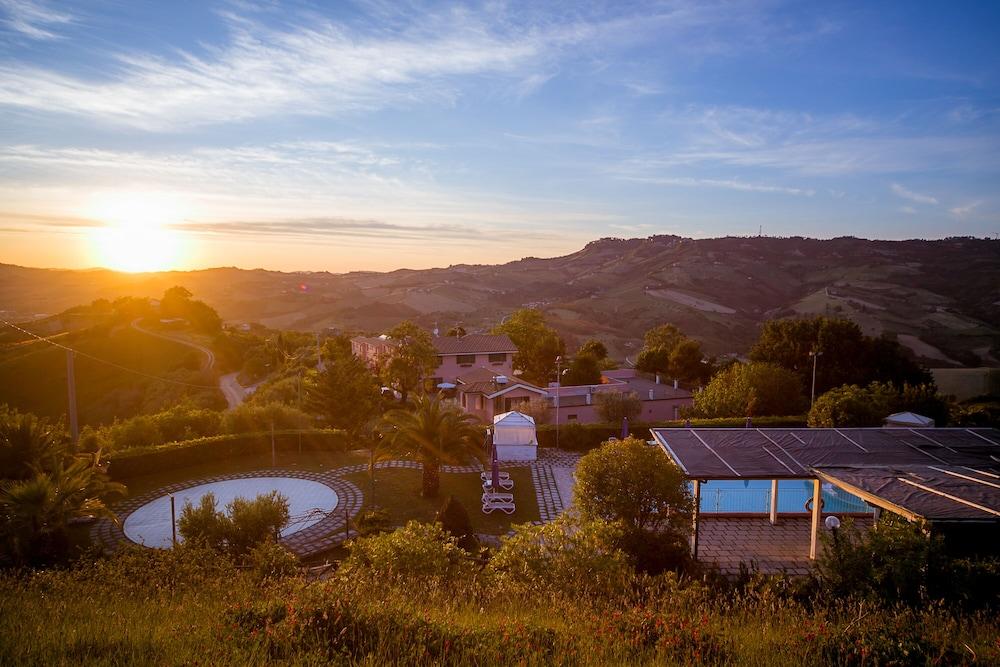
[122,476,340,548]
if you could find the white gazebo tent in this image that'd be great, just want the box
[884,411,935,428]
[492,411,538,461]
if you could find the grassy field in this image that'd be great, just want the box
[2,544,996,666]
[346,466,540,535]
[0,325,216,426]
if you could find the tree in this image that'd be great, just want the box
[561,353,602,386]
[381,321,438,402]
[492,309,565,386]
[306,341,382,432]
[595,391,642,424]
[0,452,125,565]
[445,325,466,337]
[160,286,221,334]
[0,406,68,480]
[807,383,896,427]
[750,316,931,397]
[573,437,692,536]
[436,495,478,552]
[691,361,807,417]
[578,339,608,360]
[668,338,708,385]
[381,395,484,498]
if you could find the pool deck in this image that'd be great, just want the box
[697,515,873,576]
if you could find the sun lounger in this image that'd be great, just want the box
[482,478,514,492]
[480,471,511,482]
[482,493,516,515]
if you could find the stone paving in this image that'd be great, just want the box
[95,448,585,558]
[697,516,874,576]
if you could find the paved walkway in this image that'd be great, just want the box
[697,516,873,576]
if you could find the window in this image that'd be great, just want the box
[456,354,476,365]
[488,353,507,364]
[567,414,578,421]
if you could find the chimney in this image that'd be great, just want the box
[648,388,654,400]
[655,374,660,384]
[673,379,679,389]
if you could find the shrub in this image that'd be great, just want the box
[487,516,633,596]
[435,495,479,552]
[177,491,290,558]
[691,361,807,417]
[595,391,642,423]
[249,540,299,582]
[343,521,472,579]
[354,508,392,536]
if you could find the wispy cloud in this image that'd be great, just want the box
[0,0,72,40]
[890,183,938,205]
[616,173,815,196]
[949,201,982,218]
[0,8,593,129]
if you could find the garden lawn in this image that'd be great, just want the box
[346,466,540,535]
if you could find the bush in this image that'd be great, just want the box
[106,429,349,479]
[487,516,632,596]
[435,495,479,552]
[618,529,694,576]
[249,540,299,582]
[177,491,290,558]
[354,508,392,536]
[343,521,472,579]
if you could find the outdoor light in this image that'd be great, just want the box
[825,515,841,530]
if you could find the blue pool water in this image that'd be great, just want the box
[693,480,870,514]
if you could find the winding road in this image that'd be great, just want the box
[130,318,249,409]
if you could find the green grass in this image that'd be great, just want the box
[347,466,540,535]
[0,325,211,426]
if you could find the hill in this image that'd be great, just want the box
[2,235,998,367]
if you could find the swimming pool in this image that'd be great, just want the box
[693,479,870,514]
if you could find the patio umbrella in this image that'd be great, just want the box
[621,415,629,439]
[491,441,500,492]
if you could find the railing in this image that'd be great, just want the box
[699,487,870,514]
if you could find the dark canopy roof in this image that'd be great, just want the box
[649,428,1000,480]
[650,428,1000,523]
[816,466,1000,522]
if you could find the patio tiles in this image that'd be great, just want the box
[697,516,873,576]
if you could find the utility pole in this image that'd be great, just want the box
[297,370,303,456]
[66,350,79,446]
[271,420,276,467]
[555,356,562,449]
[809,350,823,407]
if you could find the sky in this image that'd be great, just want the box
[0,0,998,273]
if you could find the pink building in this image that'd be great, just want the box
[350,332,517,386]
[453,368,548,423]
[547,369,693,424]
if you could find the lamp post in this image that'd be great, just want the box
[555,356,562,449]
[809,350,823,407]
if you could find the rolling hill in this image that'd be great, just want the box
[2,235,998,367]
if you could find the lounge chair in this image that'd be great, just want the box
[480,471,511,482]
[482,477,514,492]
[482,492,516,515]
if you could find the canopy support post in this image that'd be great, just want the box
[691,479,701,559]
[769,479,779,525]
[809,478,821,560]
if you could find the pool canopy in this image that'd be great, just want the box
[650,428,1000,524]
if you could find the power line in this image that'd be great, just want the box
[1,319,219,389]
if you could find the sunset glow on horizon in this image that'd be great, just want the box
[0,1,997,273]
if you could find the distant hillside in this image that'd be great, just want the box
[2,235,998,367]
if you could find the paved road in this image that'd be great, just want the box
[219,372,249,410]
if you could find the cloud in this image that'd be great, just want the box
[621,174,815,196]
[890,183,938,205]
[0,8,594,129]
[0,0,71,40]
[899,206,917,214]
[950,201,982,218]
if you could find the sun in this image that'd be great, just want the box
[85,191,188,272]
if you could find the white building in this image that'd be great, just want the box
[492,411,538,462]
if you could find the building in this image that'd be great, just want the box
[350,332,517,387]
[547,369,693,424]
[492,411,538,462]
[453,368,548,422]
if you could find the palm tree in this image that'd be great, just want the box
[0,407,68,480]
[381,394,484,498]
[0,451,125,564]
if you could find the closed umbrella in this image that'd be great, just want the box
[491,434,500,492]
[621,415,629,439]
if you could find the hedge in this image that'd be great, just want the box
[106,429,351,480]
[536,416,807,451]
